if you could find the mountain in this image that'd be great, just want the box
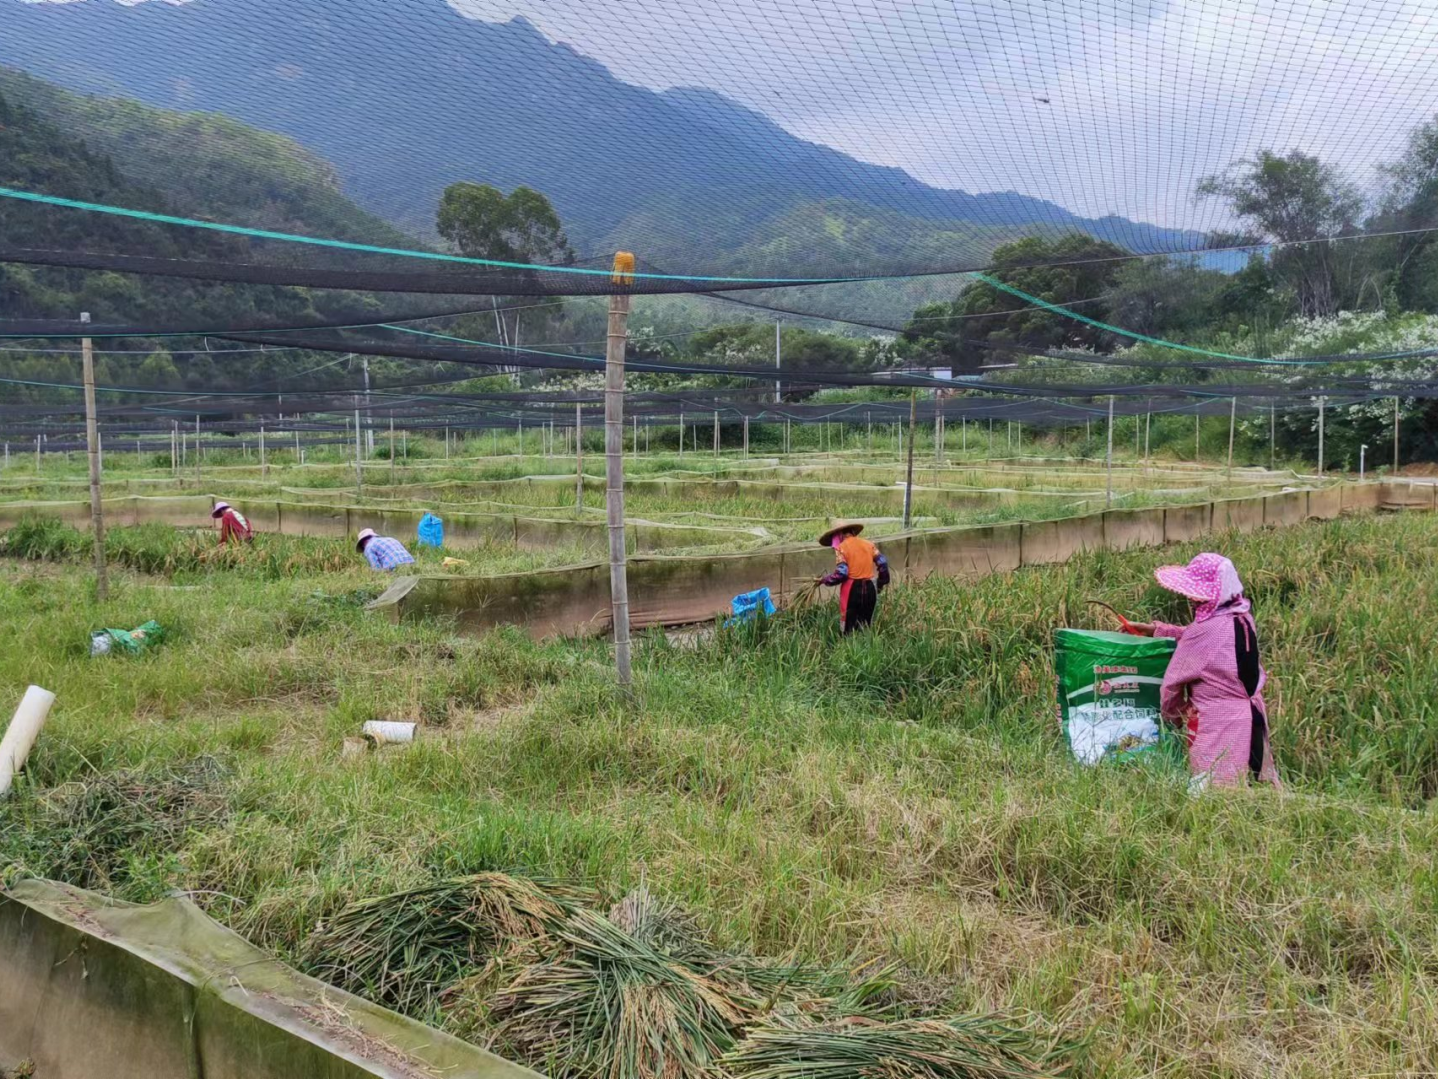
[0,0,1204,281]
[0,68,413,247]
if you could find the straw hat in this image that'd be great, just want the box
[356,527,377,552]
[817,520,865,546]
[210,501,231,519]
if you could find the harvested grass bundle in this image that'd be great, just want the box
[23,758,229,891]
[491,904,760,1079]
[788,576,825,610]
[723,1016,1078,1079]
[304,872,587,1013]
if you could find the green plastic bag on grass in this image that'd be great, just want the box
[90,620,166,657]
[1053,628,1184,767]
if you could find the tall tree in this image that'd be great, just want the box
[437,182,575,349]
[1196,151,1362,318]
[899,234,1131,369]
[1371,116,1438,312]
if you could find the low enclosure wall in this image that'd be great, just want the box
[0,878,539,1079]
[370,482,1427,639]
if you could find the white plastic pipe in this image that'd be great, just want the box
[362,720,416,745]
[0,685,56,796]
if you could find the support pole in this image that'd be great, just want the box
[80,313,108,602]
[1270,404,1276,472]
[1317,396,1325,475]
[446,427,451,460]
[1227,397,1237,480]
[1195,412,1200,462]
[1143,403,1151,475]
[713,410,719,459]
[576,400,584,516]
[390,416,397,486]
[605,255,635,695]
[903,390,917,530]
[1105,396,1114,507]
[1394,396,1401,472]
[260,424,267,478]
[195,414,201,485]
[678,408,684,459]
[742,415,749,459]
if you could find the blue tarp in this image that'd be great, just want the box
[417,512,444,548]
[725,587,776,626]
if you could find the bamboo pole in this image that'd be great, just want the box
[80,313,108,602]
[1270,404,1276,471]
[1105,396,1114,507]
[575,400,584,516]
[903,390,917,529]
[1317,396,1325,475]
[713,410,720,459]
[260,424,267,478]
[742,415,749,458]
[390,416,396,485]
[195,414,201,485]
[353,408,363,492]
[604,254,635,694]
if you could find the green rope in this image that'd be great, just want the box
[0,185,859,285]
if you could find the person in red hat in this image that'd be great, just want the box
[816,520,889,634]
[210,501,253,545]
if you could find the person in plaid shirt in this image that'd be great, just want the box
[356,527,416,571]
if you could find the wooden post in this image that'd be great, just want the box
[575,400,584,516]
[1105,396,1114,506]
[867,411,872,454]
[446,427,451,460]
[934,406,943,465]
[171,422,177,476]
[742,415,749,458]
[1394,396,1400,471]
[605,254,635,694]
[1227,397,1237,480]
[259,424,267,478]
[1317,396,1325,475]
[35,434,40,475]
[632,415,638,456]
[678,408,684,459]
[80,313,108,602]
[962,416,967,453]
[1270,404,1276,471]
[195,414,201,485]
[1195,412,1200,462]
[903,390,917,529]
[390,416,397,486]
[713,410,719,459]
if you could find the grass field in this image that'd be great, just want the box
[3,493,1437,1077]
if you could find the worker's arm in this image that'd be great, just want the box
[875,551,891,591]
[819,556,849,587]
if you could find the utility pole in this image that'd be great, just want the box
[774,321,782,405]
[362,357,374,455]
[1227,397,1237,480]
[353,403,363,493]
[1394,396,1401,472]
[576,400,584,516]
[1105,396,1115,507]
[81,313,108,602]
[1317,396,1326,475]
[605,253,635,696]
[903,390,917,529]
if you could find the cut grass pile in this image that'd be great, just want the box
[1,511,1437,1076]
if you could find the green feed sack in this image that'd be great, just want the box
[1053,628,1181,766]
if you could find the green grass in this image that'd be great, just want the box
[2,502,1437,1076]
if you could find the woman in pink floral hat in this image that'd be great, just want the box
[1116,553,1279,788]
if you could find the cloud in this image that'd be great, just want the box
[448,0,1438,230]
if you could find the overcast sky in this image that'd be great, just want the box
[447,0,1438,231]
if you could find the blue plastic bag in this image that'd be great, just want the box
[725,587,776,627]
[417,512,445,549]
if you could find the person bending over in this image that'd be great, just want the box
[356,527,416,571]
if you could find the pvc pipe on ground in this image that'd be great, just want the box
[0,685,56,797]
[362,720,416,745]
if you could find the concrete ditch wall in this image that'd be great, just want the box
[0,494,764,555]
[0,879,540,1079]
[370,482,1424,638]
